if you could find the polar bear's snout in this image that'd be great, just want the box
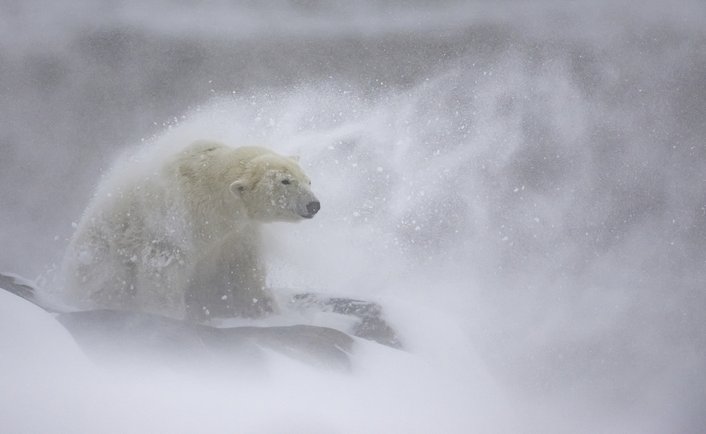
[304,200,320,218]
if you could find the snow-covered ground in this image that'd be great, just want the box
[1,285,518,434]
[2,1,706,432]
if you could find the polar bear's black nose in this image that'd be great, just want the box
[306,201,320,217]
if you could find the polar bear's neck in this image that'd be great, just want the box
[171,147,259,246]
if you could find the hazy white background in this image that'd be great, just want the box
[1,1,705,432]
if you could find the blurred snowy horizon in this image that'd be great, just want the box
[1,0,706,432]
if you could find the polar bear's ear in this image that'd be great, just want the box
[230,179,247,196]
[288,155,300,162]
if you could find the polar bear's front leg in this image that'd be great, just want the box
[185,232,274,321]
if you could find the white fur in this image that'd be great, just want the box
[62,141,319,320]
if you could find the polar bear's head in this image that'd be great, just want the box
[230,153,320,222]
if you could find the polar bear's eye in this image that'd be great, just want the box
[281,179,291,185]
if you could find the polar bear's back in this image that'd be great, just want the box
[70,140,267,256]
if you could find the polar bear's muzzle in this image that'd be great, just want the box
[302,200,320,219]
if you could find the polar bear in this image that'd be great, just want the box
[61,141,320,320]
